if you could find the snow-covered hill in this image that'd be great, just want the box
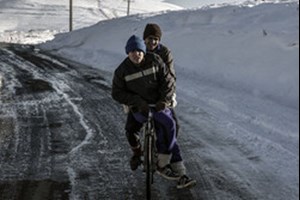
[0,0,182,31]
[39,1,299,109]
[0,0,182,43]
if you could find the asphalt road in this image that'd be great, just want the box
[0,44,209,200]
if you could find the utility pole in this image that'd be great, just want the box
[69,0,73,31]
[127,0,131,16]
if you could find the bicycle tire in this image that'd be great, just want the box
[143,112,156,200]
[145,134,153,200]
[145,135,152,199]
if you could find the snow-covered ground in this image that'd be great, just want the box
[0,0,299,199]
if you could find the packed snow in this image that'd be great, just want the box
[0,0,299,199]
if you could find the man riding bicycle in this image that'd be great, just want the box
[112,35,196,189]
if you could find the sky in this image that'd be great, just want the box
[0,0,299,199]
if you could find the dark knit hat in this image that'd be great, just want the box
[125,35,146,54]
[143,23,162,40]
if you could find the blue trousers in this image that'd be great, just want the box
[132,108,183,163]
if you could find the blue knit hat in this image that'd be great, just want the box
[125,35,146,54]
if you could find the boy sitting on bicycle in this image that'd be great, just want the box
[112,35,196,189]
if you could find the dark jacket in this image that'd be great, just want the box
[112,52,175,111]
[150,43,177,107]
[151,43,176,80]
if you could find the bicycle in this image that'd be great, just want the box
[141,108,157,200]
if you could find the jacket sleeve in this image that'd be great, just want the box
[164,49,176,81]
[111,66,145,107]
[156,58,176,105]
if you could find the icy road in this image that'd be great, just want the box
[0,43,298,200]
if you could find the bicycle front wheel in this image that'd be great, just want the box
[145,135,153,200]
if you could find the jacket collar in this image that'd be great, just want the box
[147,43,161,53]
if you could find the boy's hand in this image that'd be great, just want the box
[139,101,149,116]
[155,101,167,112]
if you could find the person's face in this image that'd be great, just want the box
[128,50,144,65]
[145,35,160,51]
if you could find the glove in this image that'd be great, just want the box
[138,101,149,116]
[155,101,167,112]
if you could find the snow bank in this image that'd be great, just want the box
[39,2,299,109]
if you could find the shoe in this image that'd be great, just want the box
[130,155,142,171]
[177,175,196,189]
[130,145,142,171]
[156,164,181,181]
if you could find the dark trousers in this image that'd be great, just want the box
[125,108,180,146]
[125,108,182,163]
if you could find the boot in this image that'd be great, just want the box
[130,145,142,171]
